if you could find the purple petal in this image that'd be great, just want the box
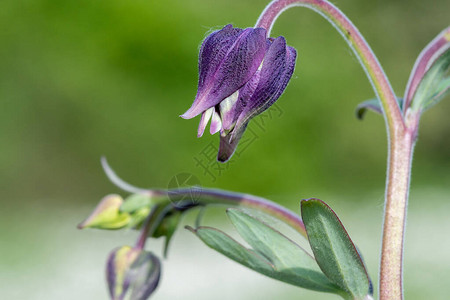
[235,36,297,128]
[182,27,267,119]
[227,66,262,130]
[217,123,248,162]
[197,25,243,93]
[181,25,242,119]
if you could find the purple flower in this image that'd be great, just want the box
[181,24,297,162]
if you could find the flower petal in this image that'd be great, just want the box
[235,36,297,128]
[219,90,240,134]
[217,122,248,162]
[210,110,222,135]
[229,66,262,129]
[182,26,267,119]
[197,25,243,93]
[197,107,214,137]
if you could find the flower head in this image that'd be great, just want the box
[182,24,297,162]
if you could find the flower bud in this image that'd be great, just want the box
[78,194,130,230]
[106,246,161,300]
[182,24,297,162]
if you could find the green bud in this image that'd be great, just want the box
[78,195,131,229]
[106,246,161,300]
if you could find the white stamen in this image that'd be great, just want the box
[210,110,222,135]
[219,90,239,117]
[197,107,214,137]
[219,90,239,135]
[257,59,264,71]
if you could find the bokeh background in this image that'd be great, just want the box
[1,0,449,299]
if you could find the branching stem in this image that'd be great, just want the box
[256,1,414,298]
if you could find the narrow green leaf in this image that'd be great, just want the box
[153,211,182,258]
[227,208,339,292]
[189,208,344,295]
[301,199,372,299]
[411,42,450,112]
[186,226,275,273]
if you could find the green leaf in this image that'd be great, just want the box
[127,207,152,229]
[153,211,182,258]
[121,194,153,213]
[411,45,450,112]
[189,208,344,295]
[187,226,275,273]
[301,199,372,299]
[355,98,403,120]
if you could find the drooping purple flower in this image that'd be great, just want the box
[181,24,297,162]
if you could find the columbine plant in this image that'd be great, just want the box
[78,0,450,299]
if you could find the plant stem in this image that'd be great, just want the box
[168,188,307,236]
[135,206,158,250]
[380,125,415,299]
[256,1,413,298]
[101,157,307,237]
[256,0,404,129]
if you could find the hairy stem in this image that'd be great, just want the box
[380,126,414,299]
[256,0,404,130]
[168,188,307,235]
[135,206,158,250]
[256,1,411,298]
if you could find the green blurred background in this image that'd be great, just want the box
[1,0,449,299]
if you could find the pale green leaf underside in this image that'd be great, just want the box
[189,208,344,295]
[412,49,450,112]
